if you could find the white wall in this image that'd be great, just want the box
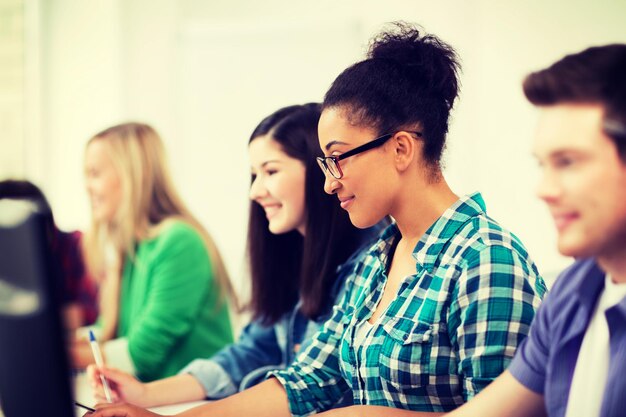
[0,0,25,179]
[14,0,626,291]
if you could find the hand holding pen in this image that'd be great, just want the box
[87,364,149,405]
[89,330,113,402]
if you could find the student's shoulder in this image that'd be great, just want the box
[456,213,533,262]
[147,219,205,252]
[523,259,598,330]
[446,215,515,261]
[549,258,599,295]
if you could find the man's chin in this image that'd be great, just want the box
[557,239,593,259]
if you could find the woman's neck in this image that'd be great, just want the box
[391,175,458,249]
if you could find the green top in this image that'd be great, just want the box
[118,220,233,381]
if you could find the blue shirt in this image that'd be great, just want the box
[180,228,381,399]
[509,258,626,417]
[272,193,546,416]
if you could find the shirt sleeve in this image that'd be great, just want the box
[447,243,546,400]
[268,274,356,417]
[125,224,214,380]
[180,319,283,399]
[507,285,553,394]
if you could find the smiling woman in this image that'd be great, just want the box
[72,122,234,382]
[249,136,307,235]
[84,140,123,224]
[244,103,379,325]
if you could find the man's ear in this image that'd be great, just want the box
[392,131,420,172]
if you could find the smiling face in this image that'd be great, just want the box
[84,139,123,224]
[533,103,626,260]
[249,135,307,235]
[318,107,399,228]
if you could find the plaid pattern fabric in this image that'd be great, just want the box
[271,193,546,416]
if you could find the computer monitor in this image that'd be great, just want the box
[0,200,74,417]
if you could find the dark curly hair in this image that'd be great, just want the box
[323,22,461,168]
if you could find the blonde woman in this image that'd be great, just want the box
[71,122,233,382]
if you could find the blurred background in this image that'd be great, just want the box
[1,0,625,293]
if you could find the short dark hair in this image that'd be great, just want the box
[323,22,461,168]
[523,44,626,161]
[247,103,363,324]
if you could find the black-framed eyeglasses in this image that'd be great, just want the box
[316,131,422,179]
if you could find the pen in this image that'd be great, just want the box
[75,401,96,412]
[88,330,113,402]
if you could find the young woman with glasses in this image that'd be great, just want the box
[86,23,546,417]
[88,104,379,408]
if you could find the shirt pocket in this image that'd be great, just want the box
[378,316,433,394]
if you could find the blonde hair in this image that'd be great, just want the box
[83,122,233,305]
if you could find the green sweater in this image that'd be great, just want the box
[117,220,233,381]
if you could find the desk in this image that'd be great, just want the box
[0,374,207,417]
[73,372,209,416]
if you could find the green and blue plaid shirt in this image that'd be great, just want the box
[271,193,547,416]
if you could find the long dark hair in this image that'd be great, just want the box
[323,22,461,170]
[247,103,362,324]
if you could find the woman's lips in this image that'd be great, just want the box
[262,203,281,219]
[339,196,354,210]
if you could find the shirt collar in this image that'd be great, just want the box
[369,221,399,273]
[573,259,607,310]
[371,192,487,275]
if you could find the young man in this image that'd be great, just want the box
[446,44,626,417]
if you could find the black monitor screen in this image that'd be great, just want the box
[0,200,74,417]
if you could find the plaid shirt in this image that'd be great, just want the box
[271,193,547,416]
